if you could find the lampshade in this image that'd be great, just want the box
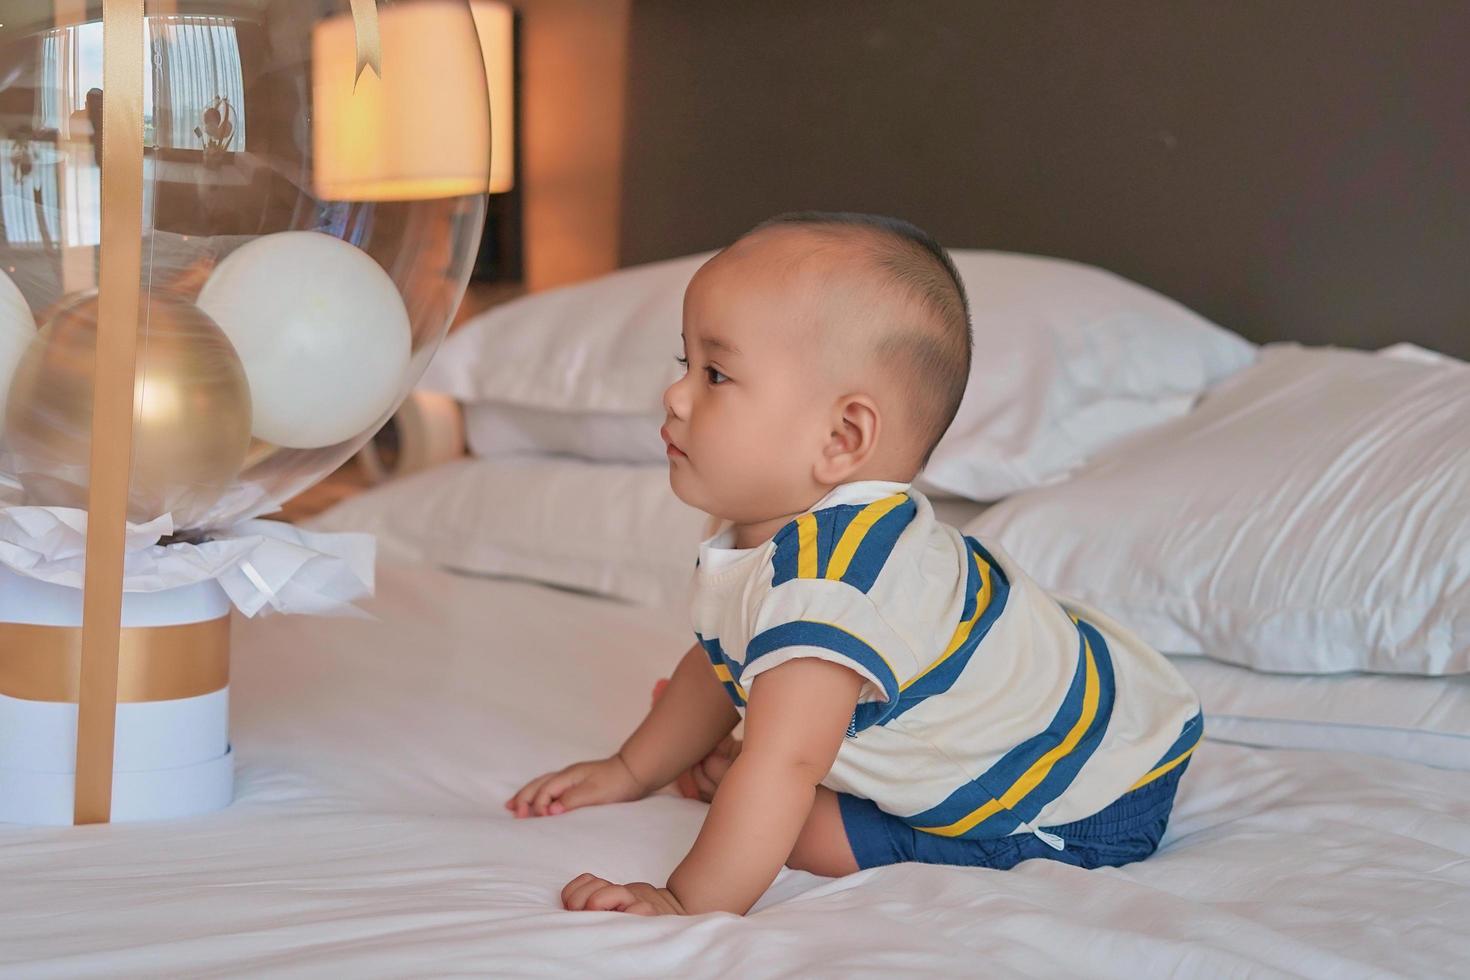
[313,0,493,202]
[472,1,515,193]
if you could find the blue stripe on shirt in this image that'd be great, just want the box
[878,538,1011,727]
[902,618,1117,839]
[745,620,900,707]
[836,497,918,593]
[696,632,747,707]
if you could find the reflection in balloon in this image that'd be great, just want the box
[0,269,37,417]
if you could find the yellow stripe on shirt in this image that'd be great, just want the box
[1130,744,1197,791]
[915,630,1101,838]
[711,663,748,701]
[796,513,819,579]
[825,493,908,582]
[902,556,993,692]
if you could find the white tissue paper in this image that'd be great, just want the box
[0,507,374,618]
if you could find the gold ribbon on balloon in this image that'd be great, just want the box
[0,619,230,704]
[75,0,146,826]
[349,0,384,87]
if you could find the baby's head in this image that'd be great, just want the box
[662,212,970,527]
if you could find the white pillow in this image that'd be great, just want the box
[419,251,1254,497]
[969,344,1470,675]
[419,254,712,413]
[463,401,664,464]
[1170,654,1470,771]
[310,455,992,610]
[924,252,1254,499]
[308,457,708,610]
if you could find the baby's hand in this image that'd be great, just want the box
[561,874,686,916]
[505,755,646,818]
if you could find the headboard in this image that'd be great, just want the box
[619,1,1470,357]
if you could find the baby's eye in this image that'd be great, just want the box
[705,366,729,385]
[674,354,689,368]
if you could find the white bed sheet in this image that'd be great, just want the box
[3,560,1468,978]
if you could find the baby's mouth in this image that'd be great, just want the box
[661,425,687,459]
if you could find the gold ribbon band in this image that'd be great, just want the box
[349,0,383,86]
[0,618,230,704]
[77,0,146,825]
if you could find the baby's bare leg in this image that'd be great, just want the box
[786,787,860,877]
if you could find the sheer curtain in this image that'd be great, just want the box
[1,17,245,246]
[150,16,247,152]
[0,142,65,247]
[1,31,81,246]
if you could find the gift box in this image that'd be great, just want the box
[0,510,376,825]
[0,566,232,826]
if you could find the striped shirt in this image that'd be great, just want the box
[691,481,1202,841]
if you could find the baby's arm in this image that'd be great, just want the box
[665,659,861,913]
[506,642,740,817]
[561,659,861,914]
[618,642,743,794]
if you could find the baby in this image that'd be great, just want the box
[507,212,1202,916]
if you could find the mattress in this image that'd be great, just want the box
[2,559,1468,977]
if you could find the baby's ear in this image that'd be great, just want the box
[814,394,880,484]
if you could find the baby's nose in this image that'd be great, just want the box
[662,376,690,420]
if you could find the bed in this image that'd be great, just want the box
[8,3,1470,976]
[3,558,1468,977]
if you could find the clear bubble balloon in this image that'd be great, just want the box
[0,0,490,532]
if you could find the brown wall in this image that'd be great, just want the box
[618,1,1470,356]
[516,0,630,291]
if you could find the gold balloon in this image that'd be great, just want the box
[3,292,252,529]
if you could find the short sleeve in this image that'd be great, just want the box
[742,578,920,706]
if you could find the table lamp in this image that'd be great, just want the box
[313,0,514,202]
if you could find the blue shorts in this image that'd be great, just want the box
[837,758,1191,871]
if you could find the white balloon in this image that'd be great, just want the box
[197,232,411,449]
[0,268,37,419]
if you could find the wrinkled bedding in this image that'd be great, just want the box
[3,561,1467,978]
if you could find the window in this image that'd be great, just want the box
[3,16,246,246]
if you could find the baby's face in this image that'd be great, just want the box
[661,241,837,527]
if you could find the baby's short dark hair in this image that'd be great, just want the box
[749,211,972,464]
